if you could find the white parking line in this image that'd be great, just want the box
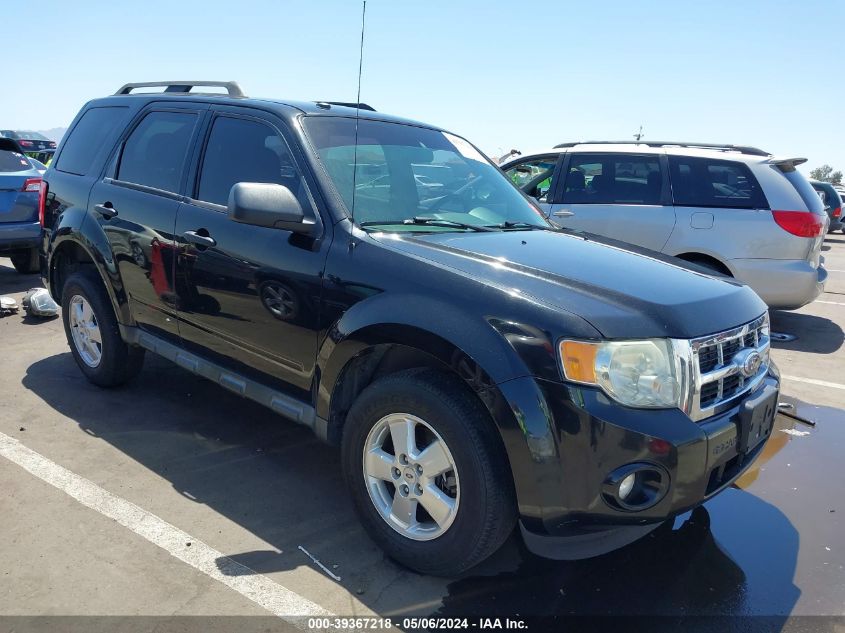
[826,269,845,273]
[782,375,845,391]
[816,300,845,306]
[0,431,333,624]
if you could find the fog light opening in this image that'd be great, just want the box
[603,463,670,511]
[618,472,637,500]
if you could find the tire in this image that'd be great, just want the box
[61,269,145,387]
[10,248,39,274]
[342,368,516,576]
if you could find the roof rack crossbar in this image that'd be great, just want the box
[115,81,246,98]
[552,140,770,157]
[314,101,376,112]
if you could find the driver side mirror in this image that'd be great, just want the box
[228,182,318,236]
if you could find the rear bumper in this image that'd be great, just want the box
[0,221,40,253]
[730,258,825,309]
[828,219,844,232]
[498,370,779,560]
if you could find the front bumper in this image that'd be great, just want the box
[0,221,40,253]
[497,369,779,560]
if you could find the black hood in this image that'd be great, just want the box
[373,229,767,340]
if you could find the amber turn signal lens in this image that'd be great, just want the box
[559,340,598,383]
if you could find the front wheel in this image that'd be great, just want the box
[342,369,516,576]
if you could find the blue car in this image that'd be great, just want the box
[0,138,43,273]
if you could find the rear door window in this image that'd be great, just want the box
[117,111,198,193]
[562,153,663,205]
[55,106,129,176]
[669,156,768,209]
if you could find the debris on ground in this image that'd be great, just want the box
[22,288,59,318]
[297,545,342,581]
[780,428,811,437]
[0,296,19,316]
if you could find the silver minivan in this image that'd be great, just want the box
[502,142,828,310]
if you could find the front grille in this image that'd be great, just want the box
[689,314,770,420]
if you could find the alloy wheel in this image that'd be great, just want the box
[68,295,103,368]
[362,413,460,540]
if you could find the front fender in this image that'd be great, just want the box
[315,299,568,523]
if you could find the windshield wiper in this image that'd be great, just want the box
[490,221,548,231]
[360,217,496,232]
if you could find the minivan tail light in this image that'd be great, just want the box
[834,207,842,219]
[771,210,824,238]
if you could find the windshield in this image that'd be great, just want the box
[303,117,549,231]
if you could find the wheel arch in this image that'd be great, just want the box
[49,234,132,325]
[319,324,506,446]
[673,251,734,276]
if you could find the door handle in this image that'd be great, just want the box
[553,210,575,218]
[95,203,117,219]
[183,230,217,248]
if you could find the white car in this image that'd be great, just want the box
[502,141,828,310]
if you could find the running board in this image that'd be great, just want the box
[122,327,318,431]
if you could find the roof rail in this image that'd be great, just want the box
[314,101,376,112]
[552,140,771,157]
[114,81,245,97]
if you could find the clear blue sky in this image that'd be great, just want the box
[3,0,843,173]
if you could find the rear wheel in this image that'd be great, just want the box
[61,269,145,387]
[342,369,516,576]
[10,248,39,274]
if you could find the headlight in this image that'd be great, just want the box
[559,338,684,409]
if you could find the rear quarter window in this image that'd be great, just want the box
[779,169,824,214]
[55,106,129,176]
[669,156,768,209]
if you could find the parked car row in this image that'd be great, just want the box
[37,80,781,576]
[0,129,56,152]
[502,142,828,310]
[809,179,844,233]
[0,137,45,273]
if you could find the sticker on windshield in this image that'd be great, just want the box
[443,132,488,164]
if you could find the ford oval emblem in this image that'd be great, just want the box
[734,349,762,378]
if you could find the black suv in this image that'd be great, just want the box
[40,81,779,576]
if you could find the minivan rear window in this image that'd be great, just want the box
[55,107,129,176]
[669,156,768,209]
